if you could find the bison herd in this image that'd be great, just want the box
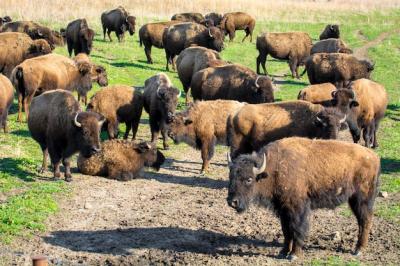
[0,7,390,261]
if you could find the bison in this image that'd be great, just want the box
[191,64,275,104]
[28,90,105,181]
[139,20,182,64]
[143,73,181,150]
[0,74,14,133]
[167,100,245,173]
[65,18,95,56]
[256,32,313,78]
[219,12,255,42]
[101,6,136,42]
[297,83,336,106]
[205,12,223,27]
[0,32,52,78]
[227,137,380,260]
[162,22,224,71]
[305,53,374,87]
[0,16,12,27]
[311,38,352,55]
[171,13,205,24]
[77,140,165,181]
[319,24,340,40]
[87,85,143,140]
[227,100,348,158]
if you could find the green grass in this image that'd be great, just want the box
[308,256,360,266]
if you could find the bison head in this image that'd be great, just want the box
[227,151,267,213]
[167,110,196,147]
[331,89,359,111]
[73,111,105,158]
[360,59,374,78]
[125,15,136,35]
[156,85,181,123]
[313,108,347,139]
[251,76,275,103]
[80,28,95,54]
[206,26,224,52]
[28,39,52,57]
[92,65,108,87]
[135,142,165,171]
[50,30,65,46]
[76,60,93,98]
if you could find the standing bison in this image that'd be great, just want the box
[191,64,275,104]
[65,18,95,56]
[227,137,380,260]
[0,74,14,133]
[220,12,255,42]
[101,6,136,42]
[256,32,313,78]
[319,24,340,40]
[162,22,224,71]
[171,13,205,24]
[28,90,105,181]
[311,38,352,55]
[143,73,181,149]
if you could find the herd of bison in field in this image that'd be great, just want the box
[0,6,390,261]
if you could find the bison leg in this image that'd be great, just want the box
[102,25,106,41]
[229,30,235,42]
[130,113,142,140]
[150,117,161,145]
[67,41,73,57]
[107,30,113,42]
[62,158,72,182]
[123,122,132,139]
[288,56,299,79]
[48,142,62,179]
[161,124,169,150]
[372,119,380,148]
[362,125,372,148]
[23,94,34,122]
[17,92,24,122]
[200,137,216,174]
[278,212,294,258]
[39,147,48,174]
[107,120,119,139]
[287,205,310,260]
[257,52,267,75]
[144,45,153,64]
[165,51,171,71]
[242,28,250,42]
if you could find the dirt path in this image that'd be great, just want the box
[353,29,400,58]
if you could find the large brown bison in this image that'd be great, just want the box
[205,12,223,27]
[0,32,52,78]
[227,137,380,260]
[139,20,181,64]
[305,53,374,87]
[65,18,95,56]
[171,13,205,24]
[0,21,64,48]
[256,32,313,78]
[28,90,105,181]
[168,100,245,173]
[87,85,143,140]
[191,64,275,104]
[143,73,181,150]
[297,83,336,106]
[0,74,14,133]
[101,6,136,42]
[319,24,340,40]
[77,140,165,181]
[227,100,348,158]
[162,22,224,71]
[176,46,226,104]
[311,38,352,55]
[219,12,255,42]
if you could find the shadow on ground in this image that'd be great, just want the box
[381,158,400,174]
[0,158,36,182]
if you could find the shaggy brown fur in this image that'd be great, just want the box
[256,32,313,78]
[87,85,143,140]
[77,140,165,181]
[297,83,336,106]
[311,38,352,54]
[0,32,52,77]
[171,13,205,24]
[0,74,14,133]
[220,12,255,42]
[227,137,380,260]
[167,100,245,173]
[205,13,223,27]
[319,24,340,40]
[101,6,136,42]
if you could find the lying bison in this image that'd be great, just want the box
[168,100,245,173]
[220,12,255,42]
[227,100,348,158]
[101,6,136,42]
[77,140,165,181]
[0,32,52,78]
[205,13,223,27]
[256,32,312,78]
[297,83,336,106]
[87,85,143,140]
[191,64,275,104]
[28,90,105,181]
[139,20,181,64]
[227,137,380,260]
[66,18,95,56]
[143,73,181,149]
[319,24,340,40]
[305,53,374,87]
[171,13,205,24]
[162,22,224,71]
[311,38,352,54]
[0,74,14,133]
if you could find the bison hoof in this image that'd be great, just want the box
[353,250,362,256]
[287,254,298,261]
[38,167,46,174]
[65,175,73,182]
[163,145,170,150]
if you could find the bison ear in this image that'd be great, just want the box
[136,142,151,153]
[183,118,193,125]
[256,173,268,182]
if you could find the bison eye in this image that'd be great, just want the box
[245,177,252,185]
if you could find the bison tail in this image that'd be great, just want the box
[139,36,142,47]
[226,114,234,147]
[299,67,307,77]
[13,67,25,95]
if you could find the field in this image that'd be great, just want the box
[1,1,400,265]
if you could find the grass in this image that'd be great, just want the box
[308,256,361,266]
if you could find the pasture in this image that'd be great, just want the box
[0,1,400,264]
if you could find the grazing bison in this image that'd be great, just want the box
[220,12,255,42]
[168,100,245,173]
[319,24,340,40]
[256,32,313,78]
[77,140,165,181]
[0,74,14,133]
[205,12,223,27]
[0,21,64,47]
[227,137,380,260]
[0,16,12,27]
[65,18,95,56]
[311,38,352,55]
[139,20,181,64]
[297,83,336,106]
[101,6,136,42]
[28,90,105,181]
[191,64,275,104]
[176,46,226,104]
[171,13,205,24]
[227,100,348,158]
[305,53,374,87]
[0,32,52,78]
[87,85,143,140]
[162,22,224,71]
[143,73,181,150]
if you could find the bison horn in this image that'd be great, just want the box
[74,113,82,127]
[330,25,334,30]
[176,89,181,98]
[157,87,162,98]
[227,152,233,167]
[255,76,261,88]
[252,153,266,176]
[339,114,347,124]
[37,29,43,36]
[316,116,323,123]
[98,116,106,127]
[208,28,213,38]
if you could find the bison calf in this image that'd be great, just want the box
[66,18,95,56]
[220,12,255,42]
[227,137,380,260]
[77,140,165,181]
[0,74,14,133]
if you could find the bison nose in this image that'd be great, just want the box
[228,198,239,209]
[91,147,101,153]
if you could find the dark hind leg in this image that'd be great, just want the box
[144,44,153,64]
[256,51,267,75]
[372,119,381,148]
[242,28,250,42]
[107,30,113,42]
